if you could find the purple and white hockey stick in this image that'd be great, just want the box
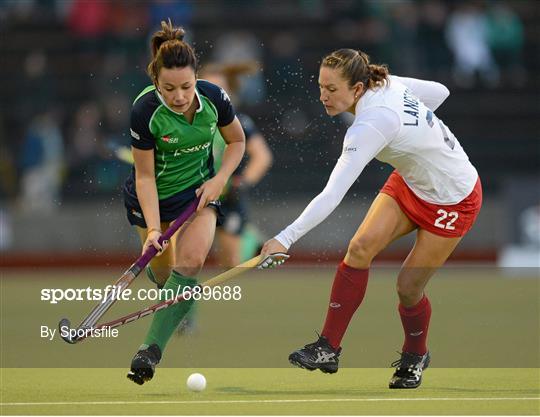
[58,199,198,344]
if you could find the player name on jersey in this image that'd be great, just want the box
[403,89,419,126]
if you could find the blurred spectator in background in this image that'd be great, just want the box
[106,2,148,54]
[65,102,103,195]
[18,111,64,213]
[1,0,39,21]
[389,1,420,75]
[18,50,57,121]
[445,2,500,88]
[331,1,392,64]
[99,93,132,192]
[95,52,133,97]
[418,0,451,79]
[0,0,537,208]
[66,100,127,196]
[67,0,110,50]
[485,1,526,86]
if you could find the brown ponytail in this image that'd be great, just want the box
[147,19,197,83]
[199,61,259,94]
[321,49,389,90]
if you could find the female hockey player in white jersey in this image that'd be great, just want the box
[260,49,482,389]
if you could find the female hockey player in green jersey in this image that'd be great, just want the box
[123,20,245,385]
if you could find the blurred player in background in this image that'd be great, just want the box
[176,62,272,335]
[123,20,245,385]
[200,62,273,267]
[261,49,482,389]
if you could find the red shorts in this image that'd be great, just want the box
[380,171,482,238]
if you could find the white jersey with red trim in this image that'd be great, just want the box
[275,75,478,249]
[368,76,477,204]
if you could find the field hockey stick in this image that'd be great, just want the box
[60,252,289,344]
[58,199,198,344]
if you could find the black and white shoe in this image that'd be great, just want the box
[127,344,162,385]
[389,351,431,389]
[289,335,341,374]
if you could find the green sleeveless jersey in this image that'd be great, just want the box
[130,80,235,200]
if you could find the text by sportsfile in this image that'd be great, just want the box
[42,325,119,341]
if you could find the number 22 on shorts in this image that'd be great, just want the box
[434,209,459,230]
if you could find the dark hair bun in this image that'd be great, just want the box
[147,19,197,83]
[150,19,185,58]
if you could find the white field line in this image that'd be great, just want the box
[1,397,539,406]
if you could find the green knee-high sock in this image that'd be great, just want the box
[241,225,263,261]
[142,271,197,352]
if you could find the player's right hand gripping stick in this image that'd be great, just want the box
[258,253,290,269]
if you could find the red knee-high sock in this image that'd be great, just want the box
[399,295,431,355]
[321,261,369,349]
